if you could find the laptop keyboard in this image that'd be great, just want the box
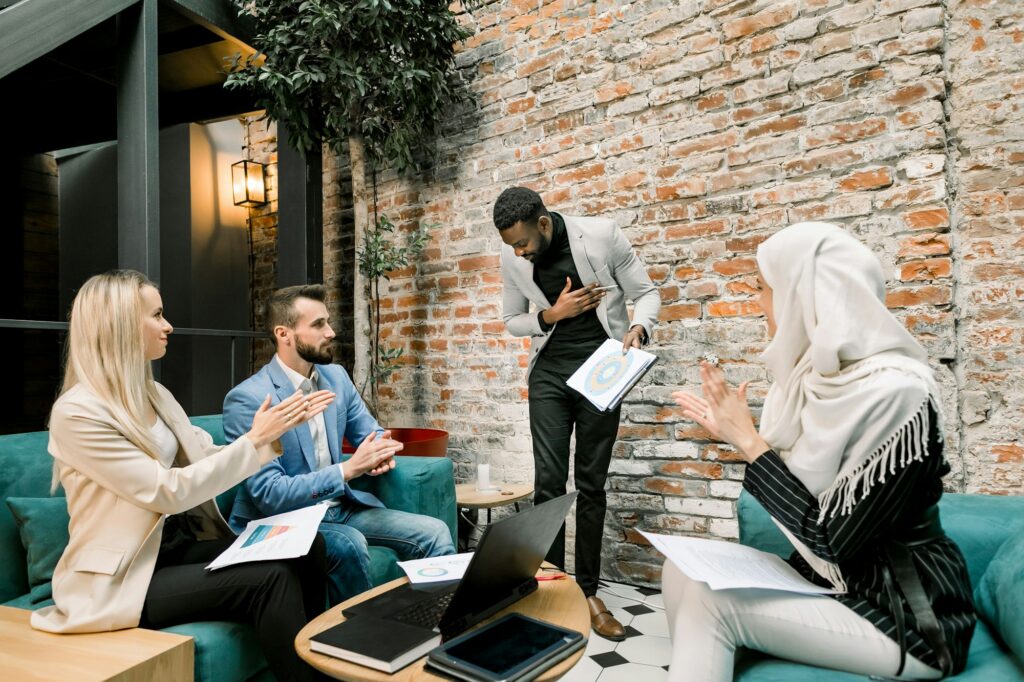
[391,590,455,630]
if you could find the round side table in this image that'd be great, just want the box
[455,483,533,550]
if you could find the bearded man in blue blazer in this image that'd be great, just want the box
[223,284,454,604]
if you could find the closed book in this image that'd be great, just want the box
[309,616,441,673]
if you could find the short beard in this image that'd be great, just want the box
[296,339,333,365]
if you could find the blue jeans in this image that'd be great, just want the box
[319,504,454,604]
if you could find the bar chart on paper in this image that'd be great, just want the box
[206,504,330,570]
[241,524,294,548]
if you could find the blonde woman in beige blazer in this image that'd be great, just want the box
[33,270,336,682]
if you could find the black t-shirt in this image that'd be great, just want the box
[532,213,609,373]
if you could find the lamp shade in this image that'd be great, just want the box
[232,160,267,207]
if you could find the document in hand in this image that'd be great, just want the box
[206,503,329,571]
[566,338,658,412]
[640,531,840,595]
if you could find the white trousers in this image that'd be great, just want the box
[662,560,943,682]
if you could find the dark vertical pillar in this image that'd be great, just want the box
[116,0,160,280]
[277,125,323,286]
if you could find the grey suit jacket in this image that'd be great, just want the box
[501,214,660,376]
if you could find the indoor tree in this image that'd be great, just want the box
[225,0,473,413]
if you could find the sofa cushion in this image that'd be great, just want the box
[5,497,70,605]
[0,430,61,602]
[161,620,267,682]
[974,523,1024,661]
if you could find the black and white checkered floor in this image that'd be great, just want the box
[564,580,671,682]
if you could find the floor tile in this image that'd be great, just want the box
[590,651,629,668]
[622,603,654,616]
[561,655,603,682]
[596,662,669,682]
[616,634,673,667]
[583,634,618,656]
[629,611,669,638]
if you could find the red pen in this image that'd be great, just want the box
[537,572,566,581]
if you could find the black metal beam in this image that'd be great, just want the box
[0,0,135,79]
[165,0,255,51]
[117,0,160,278]
[277,125,323,286]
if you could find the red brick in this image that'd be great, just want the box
[838,167,893,191]
[712,257,758,276]
[898,233,951,257]
[595,81,634,103]
[722,4,798,40]
[885,285,953,308]
[903,207,950,229]
[707,300,762,317]
[665,219,730,241]
[899,258,952,281]
[743,114,806,141]
[661,302,702,319]
[457,255,500,272]
[805,118,888,148]
[659,461,724,478]
[655,178,706,201]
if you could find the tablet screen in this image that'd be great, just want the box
[444,614,567,675]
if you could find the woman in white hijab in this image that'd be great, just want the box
[667,223,974,681]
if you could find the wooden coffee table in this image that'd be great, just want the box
[295,570,589,681]
[0,605,193,681]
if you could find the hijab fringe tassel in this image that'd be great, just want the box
[816,397,940,523]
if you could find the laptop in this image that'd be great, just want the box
[343,491,577,640]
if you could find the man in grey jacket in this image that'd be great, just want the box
[493,186,660,640]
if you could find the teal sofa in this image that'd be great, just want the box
[736,490,1024,681]
[0,415,457,682]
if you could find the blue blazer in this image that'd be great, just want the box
[222,359,384,533]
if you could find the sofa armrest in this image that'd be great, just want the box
[737,489,792,559]
[348,457,457,545]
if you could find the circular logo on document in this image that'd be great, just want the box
[585,353,634,395]
[417,567,449,577]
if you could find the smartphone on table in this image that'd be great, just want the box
[425,612,585,682]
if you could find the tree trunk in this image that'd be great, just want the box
[349,134,374,411]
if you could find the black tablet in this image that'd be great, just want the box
[426,612,585,682]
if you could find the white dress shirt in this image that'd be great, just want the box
[274,355,344,503]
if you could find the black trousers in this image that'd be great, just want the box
[141,533,328,682]
[529,363,621,597]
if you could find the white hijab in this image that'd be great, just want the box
[755,222,943,590]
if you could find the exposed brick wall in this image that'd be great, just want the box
[265,0,1021,586]
[947,0,1024,494]
[323,146,356,372]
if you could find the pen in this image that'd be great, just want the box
[593,284,618,291]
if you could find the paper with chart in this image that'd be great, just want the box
[640,531,839,595]
[206,503,329,571]
[398,552,473,584]
[566,338,658,411]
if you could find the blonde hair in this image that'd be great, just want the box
[57,269,163,461]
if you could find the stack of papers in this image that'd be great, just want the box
[640,531,839,595]
[567,338,658,412]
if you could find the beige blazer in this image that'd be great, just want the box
[32,382,262,633]
[501,214,661,376]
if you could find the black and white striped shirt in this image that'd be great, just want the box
[743,403,975,674]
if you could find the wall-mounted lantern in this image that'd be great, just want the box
[231,159,267,207]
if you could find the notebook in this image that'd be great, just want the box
[309,615,440,673]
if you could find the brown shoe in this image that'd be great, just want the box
[587,595,626,641]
